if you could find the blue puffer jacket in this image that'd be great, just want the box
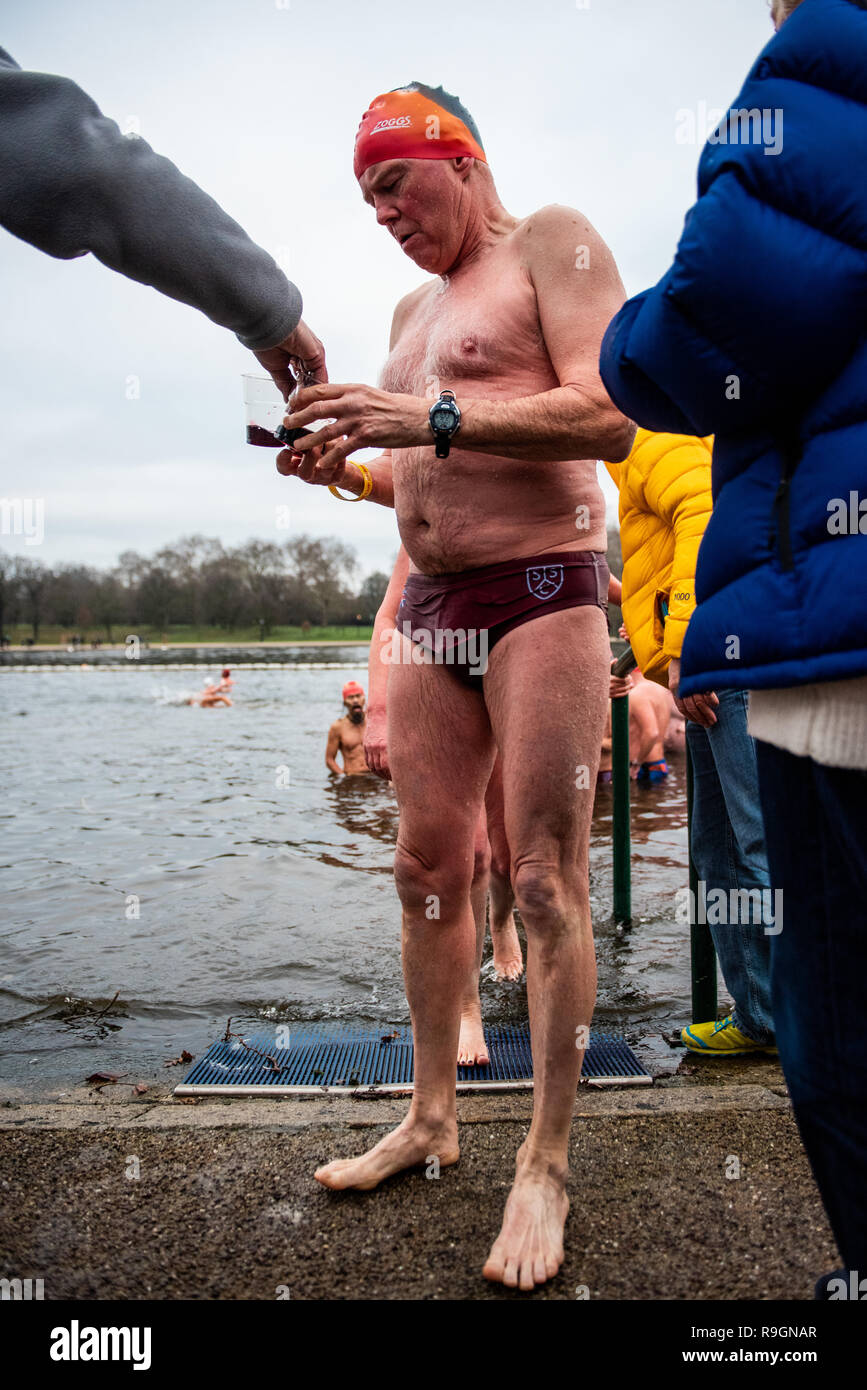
[599,0,867,698]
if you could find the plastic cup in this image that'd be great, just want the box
[242,372,335,451]
[242,373,285,447]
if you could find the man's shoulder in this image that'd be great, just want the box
[514,203,609,267]
[391,280,434,331]
[517,203,596,240]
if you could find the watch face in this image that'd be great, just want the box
[432,407,454,430]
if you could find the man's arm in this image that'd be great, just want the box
[458,206,635,461]
[325,723,343,775]
[283,206,635,466]
[364,546,410,778]
[0,47,307,354]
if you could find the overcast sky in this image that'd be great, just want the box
[0,0,775,579]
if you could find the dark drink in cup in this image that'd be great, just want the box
[246,423,280,447]
[242,373,317,449]
[245,422,312,448]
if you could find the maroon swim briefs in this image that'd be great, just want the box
[395,550,609,682]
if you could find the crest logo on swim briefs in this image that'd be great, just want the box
[370,116,412,135]
[526,565,564,601]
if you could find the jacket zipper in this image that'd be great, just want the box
[773,430,803,572]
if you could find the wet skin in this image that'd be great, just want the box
[295,154,633,1290]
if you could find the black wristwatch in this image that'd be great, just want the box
[428,389,461,458]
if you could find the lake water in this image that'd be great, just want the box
[0,657,720,1088]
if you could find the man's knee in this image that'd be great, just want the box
[513,860,587,935]
[394,840,472,918]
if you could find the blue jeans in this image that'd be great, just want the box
[756,739,867,1273]
[685,688,774,1042]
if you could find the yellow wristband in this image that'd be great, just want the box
[329,462,373,502]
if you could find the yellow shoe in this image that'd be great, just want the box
[681,1016,777,1055]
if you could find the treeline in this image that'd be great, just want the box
[1,529,624,644]
[0,535,391,642]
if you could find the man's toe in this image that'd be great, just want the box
[482,1244,505,1281]
[518,1260,536,1291]
[503,1257,520,1288]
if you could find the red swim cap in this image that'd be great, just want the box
[342,681,364,698]
[222,668,231,678]
[353,88,486,181]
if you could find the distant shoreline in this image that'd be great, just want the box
[3,639,370,651]
[0,639,373,669]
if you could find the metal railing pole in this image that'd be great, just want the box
[686,741,717,1021]
[611,692,632,925]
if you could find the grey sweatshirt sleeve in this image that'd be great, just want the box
[0,47,302,350]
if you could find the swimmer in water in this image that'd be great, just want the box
[325,681,370,775]
[188,677,232,708]
[217,667,234,693]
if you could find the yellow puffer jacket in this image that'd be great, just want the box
[605,430,713,686]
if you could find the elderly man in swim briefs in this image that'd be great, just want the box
[277,83,634,1290]
[368,548,626,1066]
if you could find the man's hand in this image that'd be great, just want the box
[609,668,633,700]
[283,383,428,468]
[276,445,359,491]
[364,707,390,780]
[253,319,328,400]
[668,655,719,727]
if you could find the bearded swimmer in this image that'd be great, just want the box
[325,681,370,776]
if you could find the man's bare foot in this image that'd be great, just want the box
[491,920,524,981]
[482,1150,569,1290]
[314,1113,459,1191]
[458,1009,490,1066]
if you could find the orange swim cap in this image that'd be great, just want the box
[353,87,486,181]
[342,681,364,698]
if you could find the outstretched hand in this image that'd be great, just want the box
[254,319,328,400]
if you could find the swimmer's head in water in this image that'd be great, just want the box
[355,85,488,274]
[222,668,230,679]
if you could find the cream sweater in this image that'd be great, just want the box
[748,677,867,770]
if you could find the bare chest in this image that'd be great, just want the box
[380,258,550,397]
[339,719,365,751]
